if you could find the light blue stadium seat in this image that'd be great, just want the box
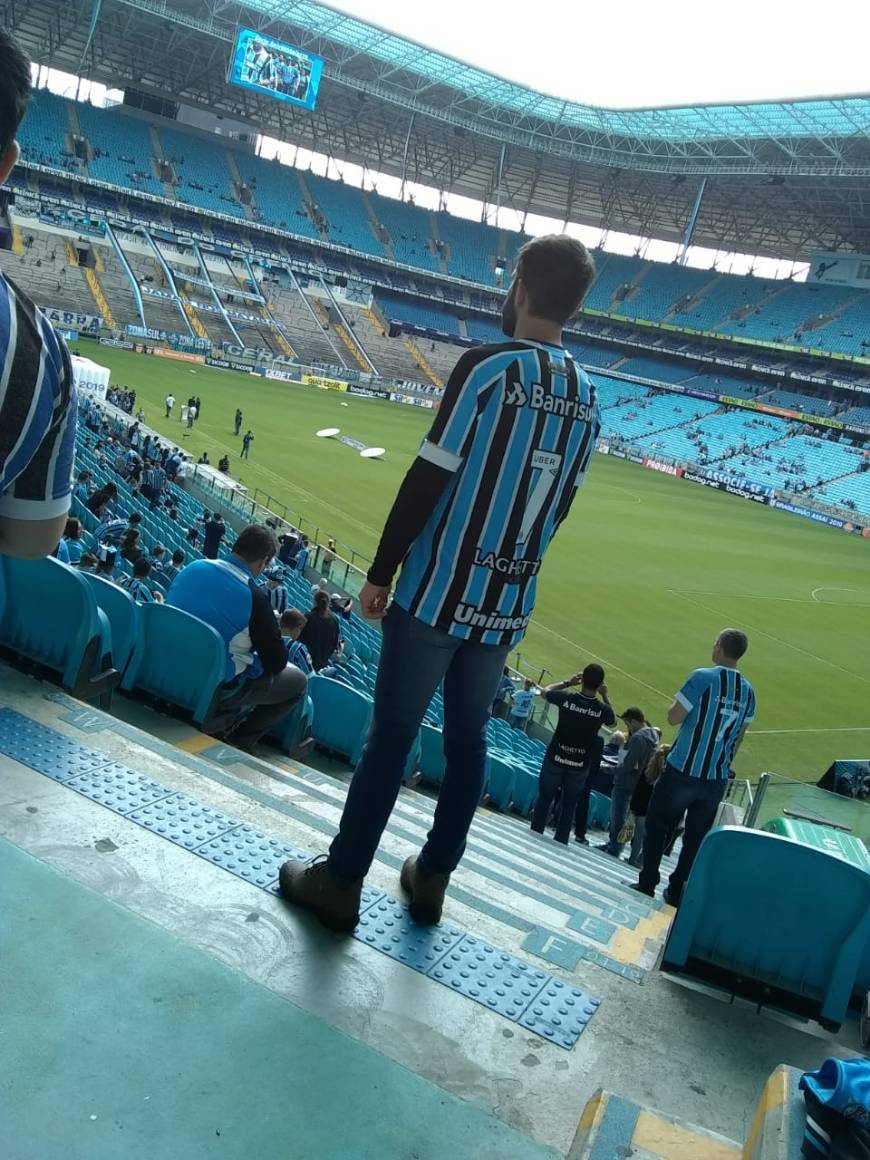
[662,826,870,1030]
[121,604,226,729]
[0,556,120,701]
[80,572,140,676]
[510,766,539,816]
[587,790,612,831]
[485,755,516,811]
[418,723,446,787]
[269,692,314,755]
[309,677,373,765]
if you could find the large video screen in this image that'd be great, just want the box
[228,28,324,112]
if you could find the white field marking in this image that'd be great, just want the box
[668,589,818,605]
[750,726,870,735]
[668,589,870,688]
[527,619,672,702]
[811,587,864,603]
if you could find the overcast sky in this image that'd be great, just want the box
[331,0,868,107]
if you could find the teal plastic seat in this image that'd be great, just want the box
[510,765,539,816]
[0,556,119,700]
[486,755,516,811]
[309,676,373,765]
[121,603,226,728]
[269,692,314,754]
[662,826,870,1030]
[81,572,140,675]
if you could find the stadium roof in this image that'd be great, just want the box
[9,0,870,256]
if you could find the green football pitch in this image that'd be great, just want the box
[93,346,870,779]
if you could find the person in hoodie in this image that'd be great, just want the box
[599,707,658,858]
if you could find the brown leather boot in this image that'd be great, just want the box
[400,854,450,925]
[278,856,362,933]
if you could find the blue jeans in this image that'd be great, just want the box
[603,781,633,854]
[638,765,728,896]
[328,604,510,879]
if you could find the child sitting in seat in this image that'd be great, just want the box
[280,608,313,676]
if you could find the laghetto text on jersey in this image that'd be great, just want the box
[394,341,600,646]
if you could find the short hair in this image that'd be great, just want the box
[77,470,90,482]
[718,628,748,661]
[152,543,165,556]
[582,663,605,690]
[63,516,81,541]
[128,512,142,526]
[515,234,595,324]
[133,557,151,579]
[280,608,307,632]
[233,524,277,563]
[313,589,329,612]
[171,548,185,565]
[0,31,31,159]
[122,527,140,545]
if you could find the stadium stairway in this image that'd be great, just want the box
[403,333,445,387]
[83,265,117,329]
[0,660,853,1157]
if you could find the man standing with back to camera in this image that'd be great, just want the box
[635,628,755,906]
[281,235,600,931]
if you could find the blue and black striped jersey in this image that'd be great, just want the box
[394,340,599,646]
[669,666,756,780]
[0,273,76,521]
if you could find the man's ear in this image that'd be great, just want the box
[514,279,528,311]
[0,141,20,186]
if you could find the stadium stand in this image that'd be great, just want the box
[75,102,165,196]
[157,126,244,218]
[599,390,719,442]
[12,89,870,372]
[643,409,791,463]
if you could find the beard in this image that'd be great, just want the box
[501,284,518,337]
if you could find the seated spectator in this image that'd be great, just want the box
[120,527,144,565]
[599,708,658,859]
[218,454,230,473]
[509,680,536,731]
[329,593,353,620]
[149,543,167,574]
[73,471,91,502]
[310,576,329,602]
[61,516,84,564]
[280,608,313,676]
[85,482,117,518]
[119,557,163,604]
[93,508,141,547]
[77,552,98,574]
[161,548,186,586]
[167,524,307,751]
[263,567,289,615]
[299,589,341,672]
[94,543,118,578]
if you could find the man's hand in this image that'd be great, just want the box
[567,672,583,686]
[599,682,609,700]
[359,582,390,620]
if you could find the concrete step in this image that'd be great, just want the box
[569,1089,740,1158]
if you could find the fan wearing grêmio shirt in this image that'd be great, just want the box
[530,664,615,845]
[280,233,600,933]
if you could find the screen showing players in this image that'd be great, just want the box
[228,28,324,112]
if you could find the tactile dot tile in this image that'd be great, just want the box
[0,710,601,1048]
[126,793,242,850]
[0,709,112,781]
[428,935,550,1020]
[64,765,174,815]
[517,978,601,1048]
[355,895,466,970]
[195,825,302,888]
